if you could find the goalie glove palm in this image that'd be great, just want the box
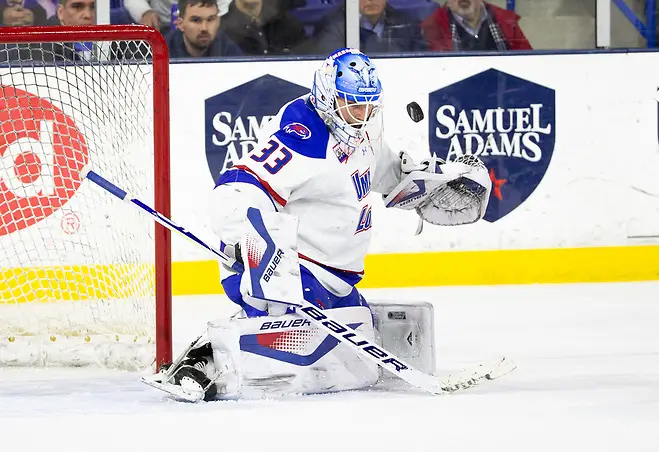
[419,156,491,226]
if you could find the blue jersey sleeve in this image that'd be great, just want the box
[273,98,330,160]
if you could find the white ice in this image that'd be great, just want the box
[2,282,658,452]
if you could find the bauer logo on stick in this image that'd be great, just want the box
[0,86,89,236]
[205,75,308,183]
[429,69,556,222]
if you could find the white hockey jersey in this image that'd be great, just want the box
[211,95,402,294]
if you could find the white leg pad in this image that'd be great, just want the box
[370,301,436,375]
[208,306,379,398]
[207,319,242,398]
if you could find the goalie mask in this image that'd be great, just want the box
[311,48,383,156]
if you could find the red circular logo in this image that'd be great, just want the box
[0,85,89,236]
[60,211,81,235]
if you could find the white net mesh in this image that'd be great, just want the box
[0,37,164,369]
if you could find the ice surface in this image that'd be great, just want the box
[2,282,658,452]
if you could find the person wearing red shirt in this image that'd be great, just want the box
[422,0,532,51]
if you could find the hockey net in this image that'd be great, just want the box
[0,26,171,370]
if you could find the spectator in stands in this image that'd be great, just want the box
[124,0,177,34]
[422,0,532,51]
[45,0,95,25]
[310,0,427,54]
[167,0,242,58]
[0,0,47,25]
[124,0,228,36]
[220,0,308,55]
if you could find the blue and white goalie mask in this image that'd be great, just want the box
[311,48,383,155]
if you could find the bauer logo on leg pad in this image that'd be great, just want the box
[263,248,284,282]
[259,318,311,330]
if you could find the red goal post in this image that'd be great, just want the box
[0,25,172,370]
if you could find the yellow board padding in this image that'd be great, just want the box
[171,260,221,295]
[2,246,658,301]
[170,245,659,296]
[359,245,659,287]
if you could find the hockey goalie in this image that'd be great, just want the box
[143,48,492,402]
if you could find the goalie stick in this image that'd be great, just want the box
[82,167,515,396]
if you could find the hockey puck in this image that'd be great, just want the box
[406,101,424,123]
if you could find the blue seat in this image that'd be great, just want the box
[108,0,133,24]
[387,0,436,21]
[110,6,133,24]
[290,0,337,26]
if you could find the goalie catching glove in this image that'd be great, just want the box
[383,152,492,233]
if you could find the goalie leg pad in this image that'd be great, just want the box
[208,306,379,398]
[370,301,436,375]
[208,319,242,399]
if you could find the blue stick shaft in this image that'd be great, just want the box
[84,169,244,273]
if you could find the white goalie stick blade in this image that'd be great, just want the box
[296,304,516,395]
[438,357,516,393]
[141,373,205,403]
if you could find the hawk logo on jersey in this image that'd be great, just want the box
[205,75,308,183]
[429,69,556,222]
[283,122,312,140]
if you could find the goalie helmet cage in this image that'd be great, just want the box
[0,25,172,370]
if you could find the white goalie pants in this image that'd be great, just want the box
[208,306,379,399]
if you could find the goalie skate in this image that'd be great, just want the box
[142,361,219,403]
[142,335,221,403]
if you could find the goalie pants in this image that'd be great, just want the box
[222,263,369,317]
